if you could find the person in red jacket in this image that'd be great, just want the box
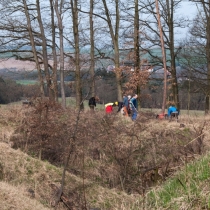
[105,102,118,113]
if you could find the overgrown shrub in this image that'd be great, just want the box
[11,101,207,195]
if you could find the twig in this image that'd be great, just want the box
[184,127,210,147]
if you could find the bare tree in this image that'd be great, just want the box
[140,0,186,110]
[0,0,58,101]
[23,0,45,98]
[54,0,66,108]
[36,0,55,101]
[134,0,141,109]
[50,0,59,102]
[155,0,167,114]
[180,0,210,114]
[194,0,210,114]
[70,0,83,110]
[101,0,123,102]
[89,0,96,97]
[164,0,180,109]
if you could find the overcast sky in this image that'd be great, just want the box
[179,1,197,19]
[174,1,198,40]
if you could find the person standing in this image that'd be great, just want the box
[88,96,96,112]
[130,94,138,121]
[122,94,129,116]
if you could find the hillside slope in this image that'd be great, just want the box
[1,103,210,209]
[145,151,210,209]
[0,181,50,210]
[0,142,140,210]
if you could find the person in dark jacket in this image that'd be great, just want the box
[117,101,123,113]
[122,94,129,116]
[88,96,96,111]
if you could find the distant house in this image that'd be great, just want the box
[106,65,115,73]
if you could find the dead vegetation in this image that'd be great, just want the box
[0,181,50,210]
[0,101,210,209]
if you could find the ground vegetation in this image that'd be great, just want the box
[0,100,209,209]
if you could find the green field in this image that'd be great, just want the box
[16,80,38,85]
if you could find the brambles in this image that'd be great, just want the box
[10,102,207,196]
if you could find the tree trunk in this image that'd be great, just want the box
[205,16,210,114]
[54,0,66,108]
[155,0,167,114]
[23,0,44,97]
[90,0,95,97]
[36,0,54,101]
[166,0,180,110]
[134,0,141,110]
[71,0,83,110]
[50,0,58,102]
[102,0,122,102]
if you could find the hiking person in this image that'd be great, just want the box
[122,94,130,116]
[117,101,123,113]
[130,94,138,121]
[168,103,179,121]
[88,96,96,112]
[105,102,118,114]
[127,95,132,116]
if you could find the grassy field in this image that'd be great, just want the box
[16,80,38,85]
[62,97,206,114]
[9,96,207,117]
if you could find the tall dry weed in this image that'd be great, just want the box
[8,103,210,205]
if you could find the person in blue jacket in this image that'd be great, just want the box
[130,94,138,121]
[168,104,179,120]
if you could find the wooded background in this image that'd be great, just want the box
[0,0,208,112]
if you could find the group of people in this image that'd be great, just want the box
[88,94,138,120]
[104,94,138,121]
[89,95,179,121]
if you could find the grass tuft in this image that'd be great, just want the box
[146,153,210,209]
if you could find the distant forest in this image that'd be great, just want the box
[0,66,205,111]
[0,68,75,81]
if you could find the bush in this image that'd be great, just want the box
[11,103,207,194]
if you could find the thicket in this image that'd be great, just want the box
[11,99,207,197]
[0,76,77,104]
[0,78,23,103]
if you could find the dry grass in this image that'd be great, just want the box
[0,142,141,209]
[1,103,210,209]
[0,181,51,210]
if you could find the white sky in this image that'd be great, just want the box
[178,1,197,19]
[175,1,198,40]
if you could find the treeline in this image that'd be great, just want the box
[0,0,208,113]
[0,70,205,111]
[0,77,38,104]
[0,76,73,104]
